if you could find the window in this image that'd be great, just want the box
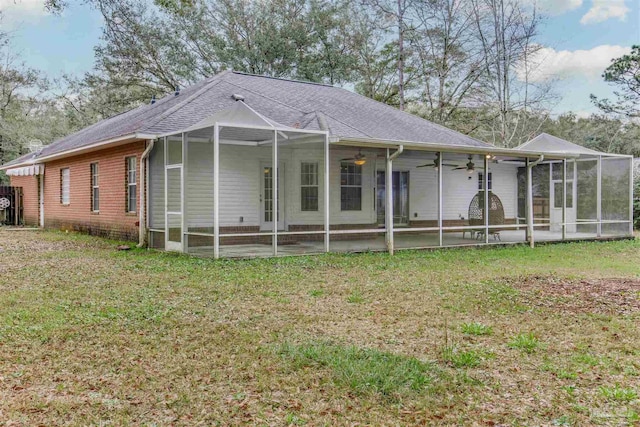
[91,163,99,212]
[552,162,573,209]
[126,156,137,213]
[340,162,362,211]
[60,168,70,205]
[554,182,573,209]
[300,162,318,211]
[478,172,492,190]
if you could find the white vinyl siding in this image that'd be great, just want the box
[147,144,520,231]
[149,138,165,228]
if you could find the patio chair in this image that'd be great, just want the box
[467,191,505,241]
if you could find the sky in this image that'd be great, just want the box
[0,0,639,117]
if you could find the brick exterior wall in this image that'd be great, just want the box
[9,175,39,226]
[42,141,146,241]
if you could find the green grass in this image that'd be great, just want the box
[346,289,365,304]
[599,385,638,402]
[460,322,493,336]
[508,332,541,354]
[0,230,639,425]
[441,346,484,368]
[278,341,436,399]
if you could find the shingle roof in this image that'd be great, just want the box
[3,71,492,168]
[516,133,604,156]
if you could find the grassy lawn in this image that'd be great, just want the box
[0,229,639,426]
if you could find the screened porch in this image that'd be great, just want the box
[145,105,634,258]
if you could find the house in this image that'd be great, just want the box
[1,71,633,258]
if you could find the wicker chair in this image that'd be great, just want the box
[467,191,505,240]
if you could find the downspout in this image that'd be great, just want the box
[386,145,404,255]
[526,155,544,248]
[137,139,155,248]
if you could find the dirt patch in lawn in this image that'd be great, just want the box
[507,276,640,315]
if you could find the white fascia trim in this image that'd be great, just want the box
[334,136,578,159]
[0,133,157,171]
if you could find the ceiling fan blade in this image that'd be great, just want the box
[452,166,466,170]
[416,164,435,168]
[341,157,356,161]
[442,163,459,167]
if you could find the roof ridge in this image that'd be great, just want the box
[223,79,313,115]
[140,71,230,134]
[315,110,375,138]
[231,70,334,88]
[331,85,493,147]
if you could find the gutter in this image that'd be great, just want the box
[335,136,574,160]
[137,139,155,248]
[385,145,404,255]
[0,133,157,171]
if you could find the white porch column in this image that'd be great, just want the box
[526,158,535,248]
[596,155,602,237]
[181,132,187,252]
[484,155,489,244]
[272,129,278,256]
[385,148,394,255]
[213,124,220,259]
[562,159,567,241]
[324,133,330,252]
[438,151,443,247]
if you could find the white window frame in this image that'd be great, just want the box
[340,162,363,211]
[90,163,99,212]
[126,156,137,213]
[60,168,70,205]
[300,162,318,212]
[478,172,492,191]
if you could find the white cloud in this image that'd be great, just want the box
[532,0,583,15]
[580,0,630,24]
[518,45,631,83]
[0,0,47,23]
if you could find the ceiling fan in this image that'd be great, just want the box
[416,152,458,170]
[341,149,367,165]
[452,155,484,173]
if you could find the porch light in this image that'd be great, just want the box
[354,158,366,166]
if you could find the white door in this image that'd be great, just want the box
[260,163,285,231]
[550,162,576,233]
[165,137,184,252]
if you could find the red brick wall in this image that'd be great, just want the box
[9,175,39,226]
[42,141,146,241]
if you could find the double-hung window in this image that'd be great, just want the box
[300,162,318,211]
[126,156,137,213]
[478,172,492,191]
[90,163,99,212]
[60,168,70,205]
[340,162,362,211]
[552,162,573,209]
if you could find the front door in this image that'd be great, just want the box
[377,171,409,226]
[260,163,285,231]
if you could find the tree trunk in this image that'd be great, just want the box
[397,0,405,111]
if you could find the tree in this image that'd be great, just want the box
[470,0,553,147]
[591,45,640,119]
[408,0,486,126]
[363,0,415,110]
